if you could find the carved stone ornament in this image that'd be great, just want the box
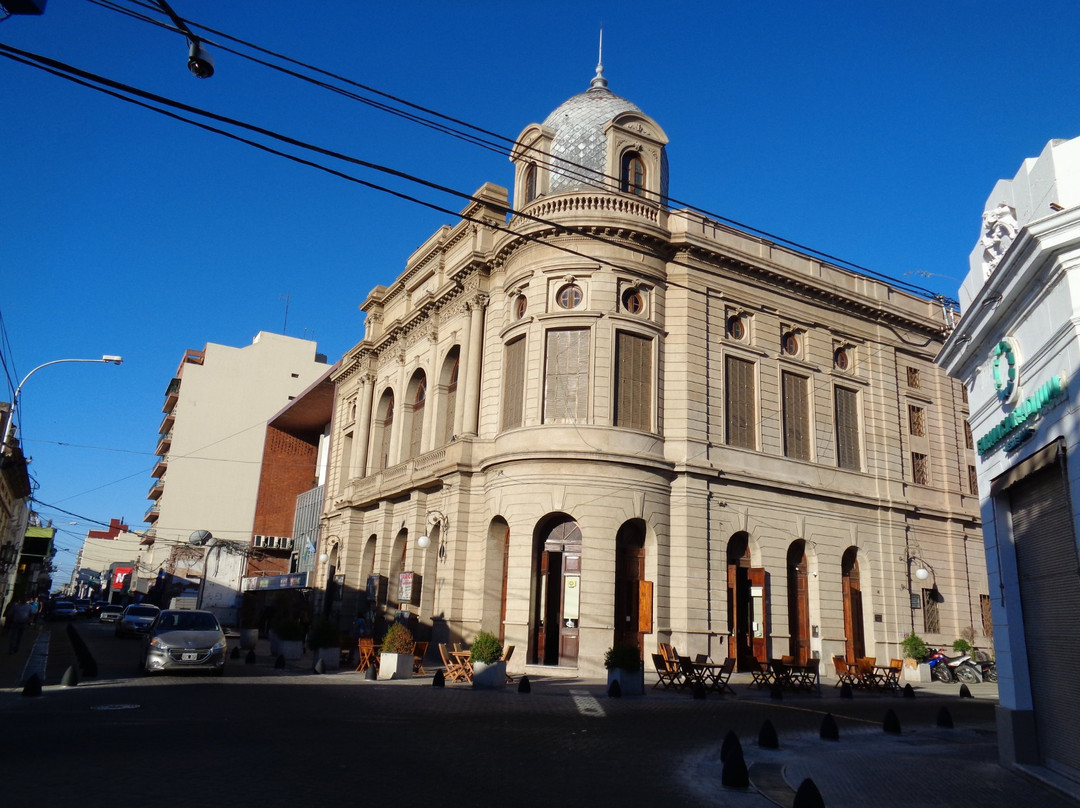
[981,202,1019,278]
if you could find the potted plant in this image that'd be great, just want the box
[900,632,930,682]
[377,623,416,680]
[271,616,305,660]
[604,643,644,696]
[469,631,505,689]
[309,620,341,670]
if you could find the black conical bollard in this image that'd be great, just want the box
[275,654,286,669]
[60,665,79,687]
[720,730,742,762]
[902,683,916,699]
[959,683,973,698]
[883,708,901,735]
[364,664,377,680]
[792,778,826,808]
[230,646,240,660]
[22,673,42,698]
[820,712,839,741]
[721,747,750,789]
[432,669,445,687]
[313,658,325,674]
[936,707,954,728]
[517,674,531,693]
[608,679,622,698]
[245,650,257,665]
[839,682,854,699]
[758,719,779,749]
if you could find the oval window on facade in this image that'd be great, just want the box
[783,331,800,356]
[515,295,528,320]
[557,283,583,310]
[727,315,746,341]
[622,288,644,315]
[834,346,850,371]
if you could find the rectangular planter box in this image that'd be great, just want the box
[378,652,414,680]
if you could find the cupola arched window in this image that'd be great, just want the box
[525,163,538,203]
[620,152,645,197]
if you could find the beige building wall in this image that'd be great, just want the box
[319,75,984,678]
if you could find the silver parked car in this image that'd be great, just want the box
[115,604,161,637]
[141,609,227,676]
[98,604,124,623]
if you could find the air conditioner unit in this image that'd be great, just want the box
[252,535,266,548]
[280,537,294,550]
[268,536,281,550]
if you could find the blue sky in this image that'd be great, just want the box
[2,1,1078,586]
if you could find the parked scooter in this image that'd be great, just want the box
[976,658,998,682]
[926,648,983,684]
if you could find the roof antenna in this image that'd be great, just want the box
[590,26,607,89]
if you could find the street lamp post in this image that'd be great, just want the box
[4,355,123,442]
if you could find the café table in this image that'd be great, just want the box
[450,650,473,683]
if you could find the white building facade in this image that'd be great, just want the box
[320,69,985,679]
[938,136,1080,785]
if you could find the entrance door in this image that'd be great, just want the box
[614,522,647,651]
[787,541,810,664]
[842,547,865,662]
[531,518,582,667]
[727,534,767,670]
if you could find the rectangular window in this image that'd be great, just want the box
[980,594,993,638]
[968,465,979,496]
[781,371,810,460]
[907,366,921,388]
[909,405,925,437]
[922,588,941,633]
[912,452,930,485]
[835,386,861,471]
[615,331,652,431]
[339,433,353,493]
[724,355,756,449]
[544,328,589,423]
[501,337,526,430]
[964,420,973,450]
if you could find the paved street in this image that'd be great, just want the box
[2,622,1077,808]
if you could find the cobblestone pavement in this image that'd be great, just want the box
[2,625,1077,807]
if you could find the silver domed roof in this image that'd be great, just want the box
[541,71,644,194]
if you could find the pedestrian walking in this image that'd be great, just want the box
[28,597,41,626]
[6,598,32,654]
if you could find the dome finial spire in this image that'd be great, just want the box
[590,26,607,89]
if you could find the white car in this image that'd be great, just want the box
[141,609,227,676]
[115,604,160,637]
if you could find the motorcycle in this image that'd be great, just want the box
[926,648,983,684]
[976,658,998,682]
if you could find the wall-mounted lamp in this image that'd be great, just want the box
[418,510,448,561]
[906,554,942,632]
[318,553,329,564]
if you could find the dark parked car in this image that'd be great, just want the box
[49,600,77,620]
[73,599,91,617]
[141,610,227,676]
[115,604,161,637]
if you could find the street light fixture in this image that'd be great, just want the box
[4,354,124,442]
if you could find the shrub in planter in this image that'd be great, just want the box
[952,638,973,657]
[380,623,415,654]
[469,631,503,665]
[271,617,306,642]
[604,643,641,672]
[901,632,929,663]
[308,620,340,650]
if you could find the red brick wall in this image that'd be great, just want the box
[250,425,318,575]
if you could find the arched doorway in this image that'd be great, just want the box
[530,516,581,667]
[787,540,810,664]
[727,532,767,670]
[841,547,865,662]
[614,520,649,653]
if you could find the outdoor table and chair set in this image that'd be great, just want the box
[831,655,904,692]
[651,643,736,694]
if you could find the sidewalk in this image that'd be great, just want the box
[0,621,49,688]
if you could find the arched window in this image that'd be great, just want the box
[443,357,459,444]
[524,163,538,203]
[620,152,645,196]
[378,392,394,470]
[409,375,426,459]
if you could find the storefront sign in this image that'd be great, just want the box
[241,571,308,591]
[977,374,1067,454]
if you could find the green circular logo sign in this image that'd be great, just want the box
[992,340,1017,403]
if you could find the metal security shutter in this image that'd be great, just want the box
[1009,459,1080,777]
[782,371,809,460]
[615,331,652,431]
[501,338,525,430]
[835,386,860,470]
[725,355,755,449]
[545,328,589,423]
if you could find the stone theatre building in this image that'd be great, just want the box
[318,66,985,677]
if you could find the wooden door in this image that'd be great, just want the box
[842,549,865,662]
[749,567,768,663]
[788,542,810,664]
